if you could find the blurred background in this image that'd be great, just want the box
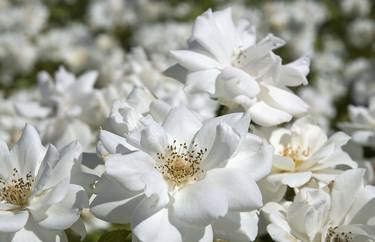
[0,0,374,241]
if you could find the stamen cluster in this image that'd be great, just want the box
[0,168,34,207]
[155,140,207,188]
[326,226,352,242]
[280,145,311,167]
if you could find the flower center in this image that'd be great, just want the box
[155,140,207,189]
[0,168,34,207]
[326,226,352,242]
[280,145,311,168]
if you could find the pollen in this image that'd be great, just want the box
[0,168,34,207]
[326,226,352,242]
[280,145,311,168]
[154,140,207,189]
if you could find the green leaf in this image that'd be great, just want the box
[98,229,131,242]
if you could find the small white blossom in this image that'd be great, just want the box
[0,124,88,242]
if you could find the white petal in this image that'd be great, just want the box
[269,128,291,153]
[185,69,220,94]
[267,172,312,188]
[191,9,232,64]
[149,100,171,123]
[105,151,154,191]
[212,8,237,56]
[205,169,263,211]
[241,34,285,63]
[278,56,310,86]
[15,102,50,119]
[194,112,250,154]
[0,140,12,178]
[349,186,375,225]
[267,224,296,242]
[227,133,273,180]
[260,84,308,115]
[32,184,87,230]
[10,124,45,176]
[163,64,188,83]
[171,173,228,226]
[27,179,69,211]
[248,101,292,127]
[90,174,143,224]
[172,168,261,226]
[213,211,259,242]
[68,70,97,95]
[142,171,169,207]
[237,19,256,49]
[170,50,220,71]
[272,155,295,172]
[202,123,241,171]
[98,130,136,156]
[215,67,260,108]
[140,122,168,156]
[35,141,81,191]
[330,169,365,225]
[169,216,214,242]
[0,210,29,232]
[9,218,68,242]
[133,209,181,242]
[162,107,202,144]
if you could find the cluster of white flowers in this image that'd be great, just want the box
[0,1,375,242]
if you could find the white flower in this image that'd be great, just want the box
[340,98,375,147]
[91,107,273,242]
[0,124,88,242]
[262,117,356,200]
[37,66,99,121]
[299,87,336,131]
[263,169,375,242]
[166,7,309,126]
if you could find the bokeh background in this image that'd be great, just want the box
[0,0,374,241]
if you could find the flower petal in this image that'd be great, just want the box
[133,209,181,242]
[8,218,68,242]
[162,107,202,144]
[212,211,259,242]
[10,124,45,176]
[330,169,365,225]
[170,50,220,71]
[0,210,29,233]
[260,84,308,116]
[172,168,262,226]
[185,69,220,94]
[278,56,310,86]
[140,122,168,156]
[31,184,87,230]
[267,172,312,188]
[249,101,292,127]
[90,174,143,224]
[0,140,12,178]
[105,151,154,192]
[227,133,273,180]
[98,130,136,156]
[201,123,241,171]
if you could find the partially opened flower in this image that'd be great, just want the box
[0,124,88,242]
[340,98,375,148]
[166,7,309,126]
[91,107,273,242]
[263,169,375,242]
[261,117,357,201]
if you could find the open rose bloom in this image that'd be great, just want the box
[263,169,375,242]
[0,125,88,242]
[91,106,273,242]
[1,1,375,242]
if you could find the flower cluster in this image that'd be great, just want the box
[0,1,375,242]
